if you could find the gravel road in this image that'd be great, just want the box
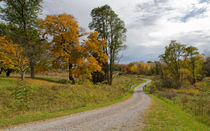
[4,80,151,131]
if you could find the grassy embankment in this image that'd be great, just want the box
[0,73,144,128]
[141,77,210,131]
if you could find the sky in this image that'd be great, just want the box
[42,0,210,64]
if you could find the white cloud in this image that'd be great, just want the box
[42,0,210,63]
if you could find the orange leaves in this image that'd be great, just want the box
[39,14,108,81]
[117,61,152,75]
[39,14,79,42]
[83,32,108,63]
[39,14,80,66]
[78,32,108,79]
[0,36,29,72]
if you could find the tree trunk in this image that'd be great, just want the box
[109,67,113,85]
[6,69,12,77]
[21,71,25,81]
[103,62,109,84]
[91,71,105,84]
[69,64,75,84]
[109,59,113,85]
[192,62,196,85]
[30,60,35,78]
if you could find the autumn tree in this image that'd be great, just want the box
[39,14,107,83]
[145,63,151,75]
[185,46,204,85]
[39,14,80,83]
[0,0,43,78]
[160,41,186,88]
[89,4,127,85]
[0,36,29,80]
[139,62,146,74]
[0,23,15,76]
[204,57,210,76]
[77,32,108,82]
[159,41,205,88]
[153,61,162,75]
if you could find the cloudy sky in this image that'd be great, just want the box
[42,0,210,64]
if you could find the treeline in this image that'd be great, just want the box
[119,40,210,88]
[158,41,210,88]
[115,61,152,75]
[0,1,126,85]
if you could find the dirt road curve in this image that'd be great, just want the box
[4,80,151,131]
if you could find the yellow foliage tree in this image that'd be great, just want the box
[146,64,151,74]
[139,61,146,74]
[39,14,108,83]
[80,32,108,79]
[39,14,80,83]
[0,36,29,80]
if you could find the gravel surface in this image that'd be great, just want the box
[4,80,151,131]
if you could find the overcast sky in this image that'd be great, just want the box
[42,0,210,64]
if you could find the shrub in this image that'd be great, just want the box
[180,95,189,108]
[145,80,162,94]
[12,82,31,111]
[157,91,177,100]
[58,79,69,84]
[171,88,200,96]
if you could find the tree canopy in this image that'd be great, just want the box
[89,4,127,85]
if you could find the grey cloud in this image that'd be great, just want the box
[154,0,169,5]
[199,0,210,3]
[181,8,207,22]
[174,31,210,55]
[134,1,172,27]
[41,0,210,63]
[120,45,164,64]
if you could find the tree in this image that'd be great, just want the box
[160,41,186,88]
[145,63,151,75]
[0,36,29,80]
[39,14,107,83]
[159,41,205,88]
[0,23,20,76]
[81,32,108,83]
[153,61,162,75]
[0,0,43,78]
[89,4,127,85]
[185,46,204,84]
[139,62,146,74]
[39,14,80,83]
[204,57,210,76]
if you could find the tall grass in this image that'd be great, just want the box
[0,74,143,128]
[141,95,209,131]
[144,77,210,126]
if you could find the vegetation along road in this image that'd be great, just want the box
[4,80,151,131]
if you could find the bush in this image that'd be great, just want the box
[157,91,177,100]
[161,79,182,89]
[145,80,162,94]
[58,79,69,84]
[172,88,200,96]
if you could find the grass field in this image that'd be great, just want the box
[141,95,210,131]
[0,74,144,128]
[142,77,210,130]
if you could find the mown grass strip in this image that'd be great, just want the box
[0,80,144,129]
[141,95,210,131]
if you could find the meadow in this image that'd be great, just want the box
[141,95,209,131]
[0,73,144,128]
[143,77,210,130]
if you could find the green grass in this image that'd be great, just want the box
[0,77,17,88]
[34,77,69,84]
[144,77,210,126]
[0,74,144,128]
[141,95,210,131]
